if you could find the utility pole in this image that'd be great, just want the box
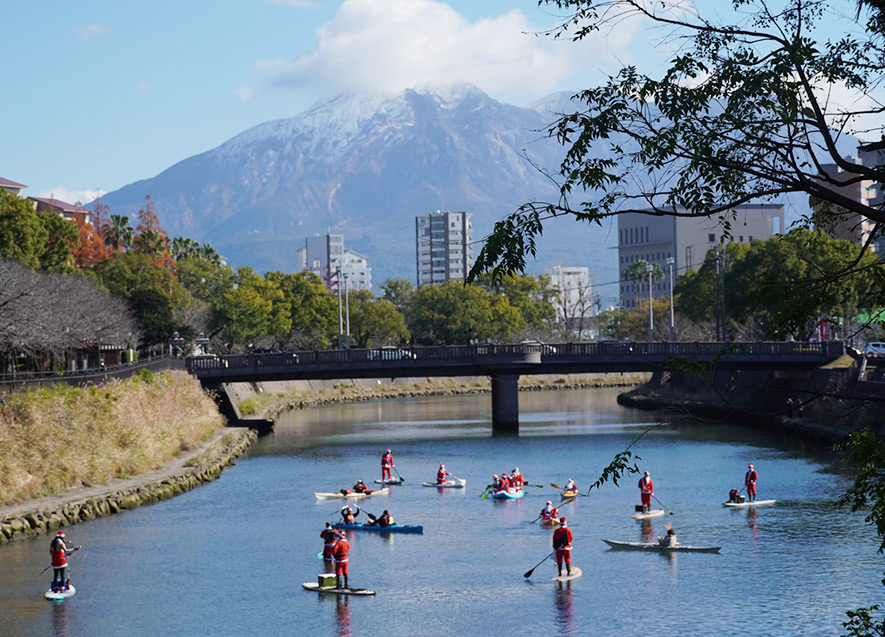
[344,272,351,349]
[336,265,344,350]
[666,256,675,342]
[720,247,727,342]
[646,263,654,343]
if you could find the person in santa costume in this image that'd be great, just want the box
[745,463,758,502]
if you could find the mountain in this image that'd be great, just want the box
[98,85,619,292]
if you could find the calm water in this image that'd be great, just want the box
[1,387,882,636]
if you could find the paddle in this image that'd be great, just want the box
[652,494,674,515]
[38,546,81,577]
[523,551,555,578]
[551,483,563,489]
[393,466,405,483]
[480,484,494,498]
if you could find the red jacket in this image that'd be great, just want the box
[745,469,758,486]
[333,539,351,563]
[381,452,393,467]
[638,477,654,494]
[437,468,450,482]
[321,528,339,547]
[552,527,573,550]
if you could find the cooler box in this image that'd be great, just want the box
[634,504,645,512]
[318,573,336,587]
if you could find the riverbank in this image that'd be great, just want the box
[0,427,256,544]
[228,373,653,421]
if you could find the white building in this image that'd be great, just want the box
[617,204,784,309]
[546,265,595,334]
[340,249,372,292]
[415,210,473,286]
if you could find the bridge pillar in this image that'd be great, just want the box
[491,374,519,433]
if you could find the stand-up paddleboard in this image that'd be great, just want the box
[552,567,582,582]
[422,479,467,488]
[44,585,76,601]
[631,509,666,519]
[302,582,375,596]
[723,499,776,508]
[374,478,404,485]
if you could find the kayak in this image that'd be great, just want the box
[561,491,578,500]
[723,499,776,508]
[374,478,404,485]
[422,479,467,488]
[332,522,423,534]
[552,566,582,582]
[602,539,721,554]
[44,585,76,601]
[492,488,524,499]
[631,509,665,519]
[540,517,561,527]
[302,582,376,596]
[314,487,390,500]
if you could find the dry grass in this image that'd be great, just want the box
[0,370,224,506]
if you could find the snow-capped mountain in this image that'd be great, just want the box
[98,84,617,287]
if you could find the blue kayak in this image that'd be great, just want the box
[492,488,525,499]
[332,522,423,534]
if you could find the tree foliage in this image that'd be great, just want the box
[0,189,77,272]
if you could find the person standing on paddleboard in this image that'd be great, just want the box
[436,463,451,485]
[638,471,654,513]
[49,531,78,593]
[552,517,574,577]
[321,522,342,569]
[333,530,351,589]
[381,449,394,482]
[745,463,758,502]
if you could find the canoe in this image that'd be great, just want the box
[602,539,721,554]
[561,491,578,500]
[631,509,666,519]
[540,517,561,527]
[422,479,467,488]
[723,499,776,508]
[332,522,423,534]
[44,585,76,601]
[302,582,376,596]
[492,488,524,499]
[552,566,582,581]
[374,478,404,485]
[314,487,390,500]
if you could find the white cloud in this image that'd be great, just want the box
[72,24,113,41]
[268,0,635,100]
[266,0,320,7]
[137,80,151,92]
[235,85,255,101]
[36,187,107,206]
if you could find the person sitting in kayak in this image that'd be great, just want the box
[492,473,501,491]
[657,525,678,547]
[321,522,342,567]
[498,473,511,493]
[49,531,79,593]
[366,510,394,527]
[437,463,451,484]
[381,449,394,481]
[563,478,578,494]
[552,517,574,577]
[352,480,369,493]
[511,467,525,490]
[541,501,559,520]
[638,471,654,513]
[333,531,351,589]
[745,463,758,502]
[340,504,360,523]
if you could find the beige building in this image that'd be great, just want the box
[812,156,880,251]
[415,210,472,286]
[617,205,784,309]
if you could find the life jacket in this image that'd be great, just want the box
[321,529,339,547]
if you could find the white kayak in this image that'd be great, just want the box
[374,478,405,485]
[314,487,389,500]
[44,585,76,601]
[422,479,467,488]
[631,509,666,519]
[723,499,776,508]
[602,539,721,553]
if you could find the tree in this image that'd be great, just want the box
[475,273,558,332]
[470,0,885,308]
[132,196,174,270]
[102,214,134,252]
[380,279,415,315]
[266,271,338,349]
[347,293,410,348]
[0,189,77,272]
[211,267,291,349]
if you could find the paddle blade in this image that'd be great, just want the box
[550,483,562,489]
[523,568,536,579]
[561,497,576,506]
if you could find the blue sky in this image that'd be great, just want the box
[1,0,875,204]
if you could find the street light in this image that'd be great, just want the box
[344,271,351,350]
[646,263,654,343]
[666,257,675,342]
[336,265,344,350]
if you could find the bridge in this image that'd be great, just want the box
[186,341,846,432]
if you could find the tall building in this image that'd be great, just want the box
[297,234,344,291]
[415,210,473,286]
[617,205,784,309]
[546,265,595,335]
[812,155,880,251]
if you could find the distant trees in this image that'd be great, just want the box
[0,189,78,272]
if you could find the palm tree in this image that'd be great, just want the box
[103,215,134,251]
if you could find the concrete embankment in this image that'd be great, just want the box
[0,428,256,544]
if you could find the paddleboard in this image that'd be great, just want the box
[552,567,582,582]
[44,585,76,601]
[631,509,666,519]
[723,499,776,508]
[302,582,376,596]
[374,478,404,485]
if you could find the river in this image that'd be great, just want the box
[0,387,882,636]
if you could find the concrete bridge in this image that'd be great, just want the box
[186,341,846,432]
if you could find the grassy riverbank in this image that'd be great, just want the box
[0,370,224,506]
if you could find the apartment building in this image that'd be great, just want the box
[415,210,472,286]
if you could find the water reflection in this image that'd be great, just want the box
[553,584,576,635]
[640,519,655,543]
[50,601,69,637]
[335,595,351,636]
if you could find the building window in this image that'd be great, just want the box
[708,233,715,242]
